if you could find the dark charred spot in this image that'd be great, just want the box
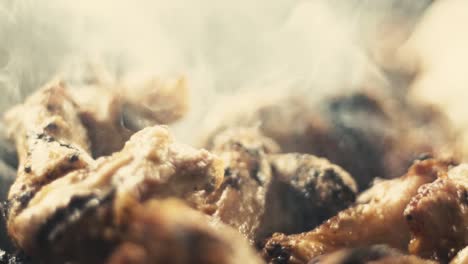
[37,190,115,245]
[44,122,59,132]
[405,214,413,221]
[414,152,433,162]
[204,178,216,193]
[221,167,240,189]
[23,165,31,173]
[224,167,232,177]
[46,104,57,112]
[59,142,76,150]
[265,242,291,264]
[303,179,317,200]
[69,153,79,163]
[250,162,263,185]
[1,201,10,220]
[222,174,240,190]
[36,133,46,140]
[322,168,340,182]
[329,92,384,115]
[0,250,32,264]
[16,191,34,209]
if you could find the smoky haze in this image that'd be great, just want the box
[0,0,432,143]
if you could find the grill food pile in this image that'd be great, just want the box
[0,71,466,264]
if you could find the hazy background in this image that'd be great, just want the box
[2,0,460,144]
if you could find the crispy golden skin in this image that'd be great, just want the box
[262,159,452,264]
[405,164,468,262]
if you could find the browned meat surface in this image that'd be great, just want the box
[106,199,263,264]
[201,90,457,189]
[202,128,357,244]
[4,80,92,226]
[404,164,468,262]
[308,245,435,264]
[450,246,468,264]
[262,159,452,264]
[2,81,225,263]
[69,76,188,157]
[261,153,357,239]
[202,128,278,244]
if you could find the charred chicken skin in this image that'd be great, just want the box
[1,77,465,264]
[262,159,454,264]
[2,81,264,263]
[203,128,357,244]
[405,164,468,262]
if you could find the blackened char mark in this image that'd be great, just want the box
[221,167,240,190]
[36,190,115,245]
[324,93,387,189]
[0,250,32,264]
[11,191,34,210]
[264,242,291,264]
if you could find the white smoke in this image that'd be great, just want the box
[0,0,432,142]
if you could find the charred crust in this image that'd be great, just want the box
[250,162,263,186]
[23,166,31,173]
[224,167,232,177]
[0,201,9,222]
[16,191,34,209]
[0,250,32,264]
[329,92,385,115]
[44,122,59,132]
[264,242,291,264]
[68,153,79,163]
[405,213,413,221]
[463,190,468,205]
[46,104,57,112]
[221,168,241,190]
[36,190,115,245]
[414,152,433,162]
[222,175,241,190]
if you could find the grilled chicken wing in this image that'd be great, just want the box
[3,81,225,263]
[404,164,468,262]
[262,159,453,264]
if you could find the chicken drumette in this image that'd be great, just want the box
[404,164,468,262]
